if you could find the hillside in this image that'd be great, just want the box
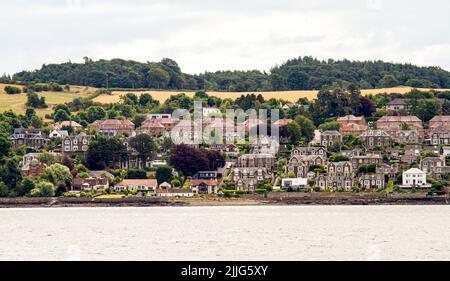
[12,56,450,92]
[0,84,95,116]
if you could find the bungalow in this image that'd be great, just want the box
[156,189,194,197]
[72,177,109,192]
[137,120,166,138]
[114,179,158,192]
[190,179,220,195]
[281,178,309,190]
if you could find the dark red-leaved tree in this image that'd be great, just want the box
[169,145,210,177]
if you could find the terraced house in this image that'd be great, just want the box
[286,154,326,178]
[359,129,390,149]
[317,162,353,191]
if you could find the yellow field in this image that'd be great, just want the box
[0,84,95,117]
[92,86,448,104]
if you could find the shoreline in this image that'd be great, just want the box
[0,193,449,208]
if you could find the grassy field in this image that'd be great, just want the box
[92,86,449,104]
[1,83,449,116]
[0,84,96,117]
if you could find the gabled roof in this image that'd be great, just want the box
[190,179,219,186]
[117,179,157,187]
[429,116,450,123]
[387,98,408,106]
[377,116,422,123]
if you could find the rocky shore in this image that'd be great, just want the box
[0,193,449,208]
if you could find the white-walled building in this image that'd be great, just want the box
[402,168,429,188]
[281,178,309,190]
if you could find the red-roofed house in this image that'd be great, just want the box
[90,119,135,137]
[190,179,220,195]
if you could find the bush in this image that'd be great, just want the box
[4,85,22,94]
[126,169,147,179]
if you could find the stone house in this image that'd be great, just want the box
[350,154,383,169]
[394,130,421,144]
[291,146,327,157]
[62,133,93,155]
[429,130,450,146]
[420,157,445,174]
[237,154,276,169]
[358,174,385,190]
[359,130,390,149]
[320,131,343,148]
[317,162,354,191]
[9,129,50,149]
[286,155,326,178]
[231,168,273,191]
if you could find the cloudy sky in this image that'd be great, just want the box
[1,0,450,75]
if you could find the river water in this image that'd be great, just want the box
[0,206,449,261]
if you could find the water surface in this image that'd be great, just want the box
[0,206,449,261]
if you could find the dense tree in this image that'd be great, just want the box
[129,134,157,168]
[26,92,47,108]
[294,115,315,143]
[11,57,450,91]
[156,166,173,184]
[169,145,210,176]
[205,150,226,171]
[86,137,128,170]
[4,85,22,94]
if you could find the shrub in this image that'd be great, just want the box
[4,85,22,94]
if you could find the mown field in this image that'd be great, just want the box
[1,84,449,116]
[92,86,449,104]
[0,84,96,117]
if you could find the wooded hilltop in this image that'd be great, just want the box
[7,56,450,91]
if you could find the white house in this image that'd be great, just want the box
[281,178,309,190]
[401,168,429,188]
[49,130,69,139]
[443,146,450,157]
[156,189,194,197]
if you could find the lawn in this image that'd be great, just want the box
[92,86,449,104]
[0,84,96,117]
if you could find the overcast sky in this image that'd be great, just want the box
[1,0,450,75]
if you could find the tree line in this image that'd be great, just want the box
[11,56,450,92]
